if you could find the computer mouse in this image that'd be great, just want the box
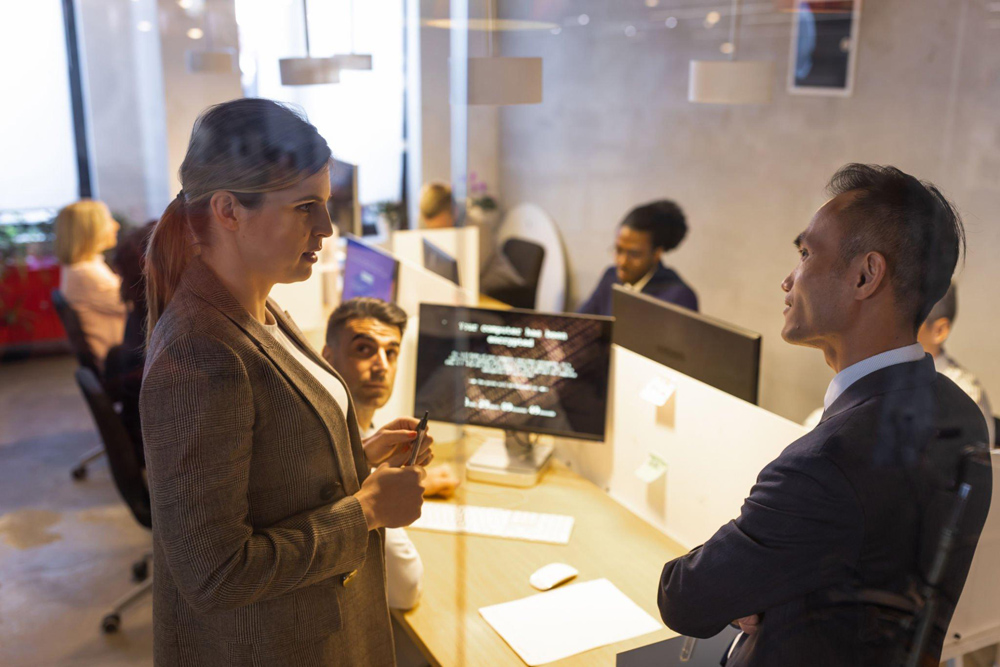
[529,563,578,591]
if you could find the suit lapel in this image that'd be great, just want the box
[180,260,364,493]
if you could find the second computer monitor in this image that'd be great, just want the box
[342,236,399,303]
[612,286,762,404]
[422,238,461,286]
[415,304,614,441]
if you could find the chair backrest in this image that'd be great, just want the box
[51,289,101,376]
[501,238,546,309]
[75,367,151,529]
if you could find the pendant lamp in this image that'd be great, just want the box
[332,0,372,71]
[185,6,236,74]
[465,0,542,105]
[280,0,340,86]
[688,0,774,104]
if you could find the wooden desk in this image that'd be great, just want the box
[393,432,687,666]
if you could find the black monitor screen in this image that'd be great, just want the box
[414,304,613,441]
[342,236,398,302]
[422,238,460,286]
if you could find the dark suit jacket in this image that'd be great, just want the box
[658,357,992,667]
[577,263,698,317]
[141,259,394,666]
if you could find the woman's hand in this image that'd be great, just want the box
[422,465,461,499]
[355,463,427,530]
[363,417,434,468]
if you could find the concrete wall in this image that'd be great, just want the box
[496,0,1000,422]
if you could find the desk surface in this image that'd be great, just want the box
[393,433,686,666]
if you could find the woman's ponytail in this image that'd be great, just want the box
[145,195,192,340]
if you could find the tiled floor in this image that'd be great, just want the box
[0,355,153,667]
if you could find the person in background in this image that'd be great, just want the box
[658,164,991,666]
[419,182,454,229]
[322,297,461,610]
[104,221,156,455]
[577,200,697,316]
[54,200,127,368]
[918,283,994,446]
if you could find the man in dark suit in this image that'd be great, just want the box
[657,164,992,666]
[577,200,697,316]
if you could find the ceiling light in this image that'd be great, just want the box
[463,0,542,106]
[689,0,773,105]
[625,25,638,38]
[187,49,236,74]
[137,20,153,32]
[705,10,721,27]
[178,0,194,8]
[645,0,660,6]
[665,17,678,28]
[332,0,372,71]
[186,27,204,40]
[578,14,590,26]
[280,0,340,85]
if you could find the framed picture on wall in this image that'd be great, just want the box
[787,0,861,96]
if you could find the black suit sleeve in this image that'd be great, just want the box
[658,449,864,638]
[577,267,614,316]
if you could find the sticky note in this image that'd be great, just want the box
[639,376,675,407]
[634,452,668,484]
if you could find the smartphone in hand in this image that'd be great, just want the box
[406,411,429,466]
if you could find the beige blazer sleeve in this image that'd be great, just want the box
[141,331,370,615]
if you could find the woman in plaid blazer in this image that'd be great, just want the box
[140,99,431,666]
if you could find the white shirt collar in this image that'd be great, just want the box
[624,265,658,293]
[823,343,926,412]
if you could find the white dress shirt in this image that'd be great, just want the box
[823,343,926,412]
[362,428,424,610]
[623,265,657,293]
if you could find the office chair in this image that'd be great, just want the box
[75,366,153,634]
[493,238,546,309]
[51,289,106,480]
[994,417,999,448]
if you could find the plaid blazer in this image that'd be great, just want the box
[140,259,394,666]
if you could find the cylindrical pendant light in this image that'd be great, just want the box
[332,0,373,71]
[465,0,542,106]
[280,0,340,86]
[185,7,236,74]
[688,0,773,104]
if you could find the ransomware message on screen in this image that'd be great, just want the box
[414,306,612,440]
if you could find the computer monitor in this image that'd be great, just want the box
[422,238,461,286]
[414,303,614,442]
[612,286,762,404]
[342,236,399,303]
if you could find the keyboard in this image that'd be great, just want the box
[410,503,575,545]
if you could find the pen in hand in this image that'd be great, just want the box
[406,411,429,467]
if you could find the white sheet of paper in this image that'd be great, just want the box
[479,578,662,665]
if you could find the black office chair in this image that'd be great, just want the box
[51,289,107,480]
[75,367,153,634]
[491,238,546,309]
[994,417,999,448]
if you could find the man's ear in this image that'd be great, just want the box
[855,251,887,300]
[209,191,244,233]
[932,317,952,346]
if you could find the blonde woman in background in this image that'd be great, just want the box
[54,200,126,368]
[418,182,454,228]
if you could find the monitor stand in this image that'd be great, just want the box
[465,430,554,488]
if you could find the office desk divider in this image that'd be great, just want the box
[556,344,808,550]
[370,252,479,434]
